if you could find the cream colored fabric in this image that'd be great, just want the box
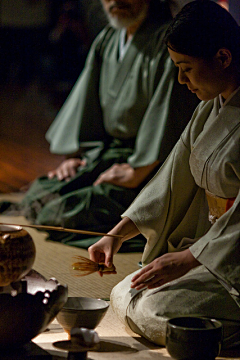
[111,266,240,348]
[112,89,240,348]
[122,89,240,265]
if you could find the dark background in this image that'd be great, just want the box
[0,0,238,193]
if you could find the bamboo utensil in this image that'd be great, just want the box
[72,255,116,276]
[0,223,123,239]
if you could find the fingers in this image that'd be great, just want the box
[131,266,154,290]
[88,245,105,264]
[93,170,110,186]
[131,261,169,290]
[97,269,117,277]
[88,236,116,275]
[130,251,198,290]
[47,158,86,181]
[131,264,151,283]
[93,177,102,186]
[48,170,56,179]
[105,256,113,268]
[131,273,164,290]
[93,164,120,186]
[89,246,113,268]
[58,167,70,181]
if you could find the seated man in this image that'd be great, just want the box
[1,0,198,250]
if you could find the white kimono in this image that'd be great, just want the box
[111,87,240,349]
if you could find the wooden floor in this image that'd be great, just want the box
[0,81,66,193]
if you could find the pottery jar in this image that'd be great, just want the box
[0,225,36,286]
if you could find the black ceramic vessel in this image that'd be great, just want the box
[0,270,68,348]
[166,316,223,360]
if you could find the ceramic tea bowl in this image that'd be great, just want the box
[56,297,109,335]
[166,316,223,360]
[0,270,68,348]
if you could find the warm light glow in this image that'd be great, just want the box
[217,0,229,11]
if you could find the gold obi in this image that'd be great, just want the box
[205,190,236,224]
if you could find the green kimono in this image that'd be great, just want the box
[1,16,198,249]
[111,87,240,347]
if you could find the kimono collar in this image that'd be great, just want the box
[190,87,240,189]
[219,86,240,110]
[119,29,132,62]
[107,20,162,98]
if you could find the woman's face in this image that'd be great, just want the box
[168,48,228,101]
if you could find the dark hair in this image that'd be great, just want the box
[148,0,172,24]
[164,0,240,62]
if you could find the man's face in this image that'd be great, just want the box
[101,0,149,29]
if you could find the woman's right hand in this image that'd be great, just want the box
[88,217,140,276]
[88,236,123,274]
[48,158,86,181]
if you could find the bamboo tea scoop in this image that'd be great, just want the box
[0,223,123,239]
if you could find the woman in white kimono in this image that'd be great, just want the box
[88,0,240,349]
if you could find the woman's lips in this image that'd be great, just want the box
[188,87,198,93]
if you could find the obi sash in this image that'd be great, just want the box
[205,189,236,224]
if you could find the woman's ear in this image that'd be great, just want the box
[215,48,232,69]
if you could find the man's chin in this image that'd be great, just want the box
[106,5,148,30]
[107,15,134,29]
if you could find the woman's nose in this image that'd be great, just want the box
[178,69,188,84]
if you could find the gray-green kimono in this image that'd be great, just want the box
[1,17,198,249]
[111,87,240,347]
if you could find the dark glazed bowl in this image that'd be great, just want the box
[166,316,223,360]
[0,269,68,348]
[56,297,109,335]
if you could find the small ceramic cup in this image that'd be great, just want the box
[166,316,223,360]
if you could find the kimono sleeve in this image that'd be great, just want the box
[123,105,211,265]
[45,28,112,155]
[190,188,240,299]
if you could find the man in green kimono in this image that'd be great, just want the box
[1,0,198,249]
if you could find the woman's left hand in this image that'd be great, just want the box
[131,249,200,290]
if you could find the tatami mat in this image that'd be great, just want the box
[0,193,141,298]
[0,213,140,299]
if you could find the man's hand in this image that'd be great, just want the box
[131,249,200,290]
[48,158,86,181]
[93,161,159,188]
[93,163,136,187]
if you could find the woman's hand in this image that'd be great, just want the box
[48,158,86,181]
[131,249,200,290]
[93,161,159,188]
[88,236,123,277]
[88,217,140,276]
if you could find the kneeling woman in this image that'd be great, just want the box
[88,0,240,349]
